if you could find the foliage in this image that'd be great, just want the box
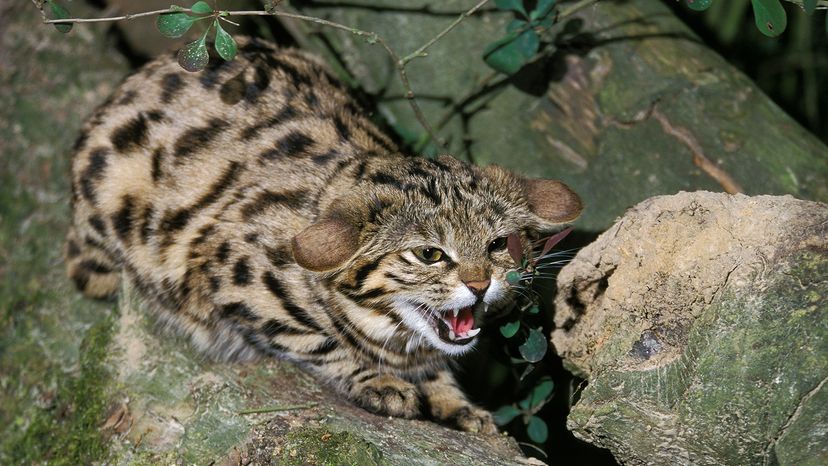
[155,2,238,71]
[484,0,557,74]
[490,227,574,447]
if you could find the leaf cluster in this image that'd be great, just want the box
[483,0,558,74]
[156,2,238,72]
[492,227,574,445]
[686,0,828,37]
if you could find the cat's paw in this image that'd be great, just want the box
[447,406,498,435]
[352,374,420,418]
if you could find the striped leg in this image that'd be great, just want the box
[418,370,497,434]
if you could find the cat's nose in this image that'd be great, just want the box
[464,279,490,296]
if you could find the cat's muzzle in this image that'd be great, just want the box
[432,301,486,345]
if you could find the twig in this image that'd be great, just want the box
[401,0,490,66]
[237,402,317,415]
[558,0,602,19]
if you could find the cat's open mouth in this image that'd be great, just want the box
[431,302,486,345]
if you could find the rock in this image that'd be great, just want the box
[102,282,525,465]
[551,192,828,465]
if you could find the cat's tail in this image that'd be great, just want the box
[65,226,121,299]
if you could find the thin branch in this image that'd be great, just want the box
[558,0,602,20]
[237,402,318,415]
[43,7,196,24]
[401,0,490,66]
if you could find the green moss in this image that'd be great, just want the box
[280,427,384,466]
[2,314,117,465]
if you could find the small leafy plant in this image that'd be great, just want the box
[483,0,558,75]
[156,1,238,72]
[685,0,827,37]
[491,226,574,445]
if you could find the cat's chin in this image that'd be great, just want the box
[394,299,487,356]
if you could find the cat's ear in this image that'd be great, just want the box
[292,216,361,272]
[521,178,583,225]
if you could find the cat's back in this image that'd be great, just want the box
[67,38,396,299]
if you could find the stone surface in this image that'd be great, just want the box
[552,192,828,465]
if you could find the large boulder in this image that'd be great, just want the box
[552,192,828,465]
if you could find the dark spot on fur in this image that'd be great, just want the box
[111,113,149,152]
[80,147,109,202]
[312,149,338,165]
[151,147,165,182]
[78,259,113,274]
[304,91,319,109]
[160,73,185,103]
[140,205,154,244]
[240,189,308,219]
[308,337,338,355]
[266,245,294,267]
[174,118,229,158]
[240,106,298,141]
[333,115,351,141]
[260,132,314,161]
[116,90,137,106]
[111,195,135,243]
[244,232,259,243]
[209,275,221,292]
[220,302,259,322]
[88,215,107,236]
[66,239,81,258]
[216,241,231,263]
[232,257,252,286]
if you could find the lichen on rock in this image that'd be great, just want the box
[552,192,828,465]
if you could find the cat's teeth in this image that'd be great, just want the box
[448,330,456,340]
[483,303,489,313]
[466,328,481,338]
[452,308,459,318]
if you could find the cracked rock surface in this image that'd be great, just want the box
[552,192,828,466]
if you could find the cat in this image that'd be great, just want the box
[65,37,582,433]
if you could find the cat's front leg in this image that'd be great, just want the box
[351,372,421,418]
[317,361,421,418]
[418,370,498,434]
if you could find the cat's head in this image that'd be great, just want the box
[292,155,582,355]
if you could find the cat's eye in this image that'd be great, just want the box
[412,246,444,264]
[488,237,507,252]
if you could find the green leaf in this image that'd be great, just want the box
[495,0,527,16]
[47,0,72,33]
[527,304,540,314]
[750,0,787,37]
[804,0,818,15]
[505,270,522,285]
[684,0,713,11]
[177,36,209,72]
[518,327,547,363]
[214,22,237,60]
[519,377,554,410]
[157,12,195,38]
[493,405,521,425]
[526,415,549,443]
[500,320,520,338]
[190,1,213,14]
[483,27,539,75]
[530,0,557,21]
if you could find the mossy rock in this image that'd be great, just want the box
[552,192,828,465]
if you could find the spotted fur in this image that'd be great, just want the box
[66,38,582,433]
